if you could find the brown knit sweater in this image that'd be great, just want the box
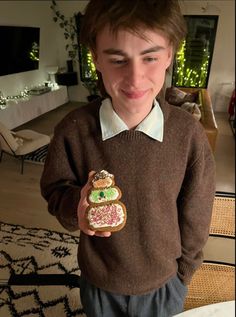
[40,97,215,295]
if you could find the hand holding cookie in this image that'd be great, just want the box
[86,170,127,232]
[77,171,111,237]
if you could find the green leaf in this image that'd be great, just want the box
[53,17,57,22]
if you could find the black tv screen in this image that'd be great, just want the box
[0,25,40,76]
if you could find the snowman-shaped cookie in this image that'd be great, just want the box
[86,170,127,232]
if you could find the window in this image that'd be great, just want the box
[172,15,218,88]
[78,44,97,82]
[75,13,97,83]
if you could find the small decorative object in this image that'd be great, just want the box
[45,65,59,87]
[0,91,7,109]
[28,85,52,96]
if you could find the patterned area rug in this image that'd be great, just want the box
[0,222,85,317]
[24,145,48,165]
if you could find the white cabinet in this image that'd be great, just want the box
[0,86,68,129]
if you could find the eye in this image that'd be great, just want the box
[144,56,158,63]
[109,59,127,65]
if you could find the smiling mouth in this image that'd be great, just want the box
[121,89,148,99]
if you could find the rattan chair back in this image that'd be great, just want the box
[184,262,235,310]
[184,193,235,311]
[210,196,235,237]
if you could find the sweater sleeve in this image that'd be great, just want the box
[40,122,82,232]
[177,130,216,285]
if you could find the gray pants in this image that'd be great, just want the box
[80,274,187,317]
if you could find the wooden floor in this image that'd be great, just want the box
[0,103,235,233]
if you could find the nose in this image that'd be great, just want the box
[126,60,144,87]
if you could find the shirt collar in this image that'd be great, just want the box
[99,98,164,142]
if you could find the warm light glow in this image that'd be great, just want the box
[173,39,210,88]
[85,51,98,80]
[29,42,39,61]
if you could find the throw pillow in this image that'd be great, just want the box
[165,87,198,106]
[181,102,201,121]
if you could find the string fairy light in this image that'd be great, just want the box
[173,38,210,88]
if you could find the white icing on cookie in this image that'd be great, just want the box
[87,203,125,228]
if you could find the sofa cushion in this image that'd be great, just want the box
[165,86,199,106]
[170,87,218,152]
[181,102,201,121]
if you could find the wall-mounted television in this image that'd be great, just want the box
[0,25,40,76]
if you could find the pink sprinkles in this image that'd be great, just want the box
[89,204,123,227]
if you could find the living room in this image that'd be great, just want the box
[0,1,235,316]
[0,1,234,107]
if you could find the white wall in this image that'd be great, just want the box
[0,1,88,101]
[0,1,235,110]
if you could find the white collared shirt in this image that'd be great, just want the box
[99,98,164,141]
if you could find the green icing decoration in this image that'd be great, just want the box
[90,187,119,203]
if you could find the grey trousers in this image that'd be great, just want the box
[80,274,187,317]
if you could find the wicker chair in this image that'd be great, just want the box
[184,192,235,311]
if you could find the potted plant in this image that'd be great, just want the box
[50,1,100,100]
[50,0,78,71]
[83,81,100,102]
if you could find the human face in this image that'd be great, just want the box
[93,26,173,124]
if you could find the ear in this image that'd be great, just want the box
[165,45,173,69]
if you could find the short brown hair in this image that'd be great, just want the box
[80,0,186,53]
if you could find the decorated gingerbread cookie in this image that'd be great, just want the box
[86,170,127,232]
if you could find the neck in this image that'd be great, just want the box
[113,104,153,130]
[119,110,151,129]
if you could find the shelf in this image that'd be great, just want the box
[0,86,68,129]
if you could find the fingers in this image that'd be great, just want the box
[78,171,112,238]
[83,228,96,236]
[94,231,111,237]
[83,230,111,238]
[81,227,111,238]
[88,170,96,178]
[78,171,95,211]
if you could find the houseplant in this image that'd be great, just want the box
[50,1,100,100]
[50,0,78,70]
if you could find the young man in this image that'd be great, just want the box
[40,1,215,316]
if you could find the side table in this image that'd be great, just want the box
[56,72,78,86]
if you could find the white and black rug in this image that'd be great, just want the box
[24,145,48,165]
[0,222,85,317]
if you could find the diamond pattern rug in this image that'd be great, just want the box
[0,222,85,316]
